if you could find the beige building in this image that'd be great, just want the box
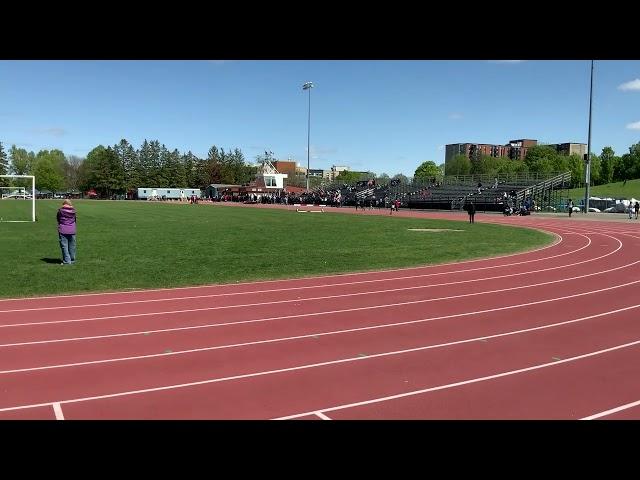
[555,143,587,157]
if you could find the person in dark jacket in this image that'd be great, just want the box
[466,200,476,224]
[57,199,77,265]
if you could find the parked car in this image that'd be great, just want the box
[1,193,33,199]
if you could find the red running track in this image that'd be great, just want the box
[0,207,639,419]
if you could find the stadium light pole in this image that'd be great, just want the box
[584,60,594,214]
[303,81,314,191]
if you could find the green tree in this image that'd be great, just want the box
[471,155,503,176]
[0,142,8,177]
[148,140,162,186]
[83,145,125,197]
[181,151,202,187]
[190,152,209,188]
[567,154,585,187]
[231,149,254,185]
[496,158,528,175]
[9,145,36,176]
[599,146,615,184]
[628,142,640,179]
[64,155,84,191]
[446,154,471,175]
[157,144,171,187]
[414,160,441,181]
[392,173,410,184]
[588,153,601,186]
[206,146,224,185]
[376,173,390,185]
[613,143,640,182]
[335,170,362,184]
[137,140,153,186]
[33,151,65,192]
[114,139,139,191]
[525,145,561,175]
[165,148,186,187]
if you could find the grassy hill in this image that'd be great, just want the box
[565,178,640,200]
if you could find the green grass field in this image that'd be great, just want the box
[0,200,554,299]
[0,198,33,222]
[565,178,640,201]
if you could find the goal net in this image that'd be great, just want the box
[0,175,36,222]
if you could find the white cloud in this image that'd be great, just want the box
[448,113,463,120]
[626,121,640,130]
[31,127,66,137]
[488,60,525,64]
[618,79,640,91]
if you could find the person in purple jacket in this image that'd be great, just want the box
[57,199,77,265]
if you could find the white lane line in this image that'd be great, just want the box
[2,282,640,376]
[275,339,640,420]
[314,412,332,420]
[0,229,563,304]
[0,234,620,329]
[0,233,574,314]
[581,399,640,420]
[4,330,640,417]
[52,402,64,420]
[0,242,634,346]
[1,300,639,413]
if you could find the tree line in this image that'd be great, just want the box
[0,139,257,197]
[442,142,640,188]
[5,137,638,195]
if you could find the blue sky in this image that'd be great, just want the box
[1,60,639,176]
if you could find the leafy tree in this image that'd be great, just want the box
[64,155,84,191]
[414,160,441,181]
[588,153,601,186]
[83,145,125,197]
[525,145,560,175]
[471,155,503,176]
[376,173,390,185]
[182,151,200,187]
[392,173,410,184]
[9,145,36,176]
[0,142,8,177]
[599,146,615,184]
[147,140,162,186]
[137,140,153,186]
[157,144,171,187]
[114,139,139,191]
[566,154,585,187]
[165,148,186,187]
[496,158,528,175]
[205,146,223,185]
[33,151,65,192]
[335,170,362,184]
[446,154,471,175]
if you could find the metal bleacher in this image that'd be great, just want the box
[405,172,571,212]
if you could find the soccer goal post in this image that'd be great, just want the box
[0,175,36,222]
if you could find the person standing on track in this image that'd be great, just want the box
[567,199,574,217]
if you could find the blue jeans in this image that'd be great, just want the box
[59,233,77,264]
